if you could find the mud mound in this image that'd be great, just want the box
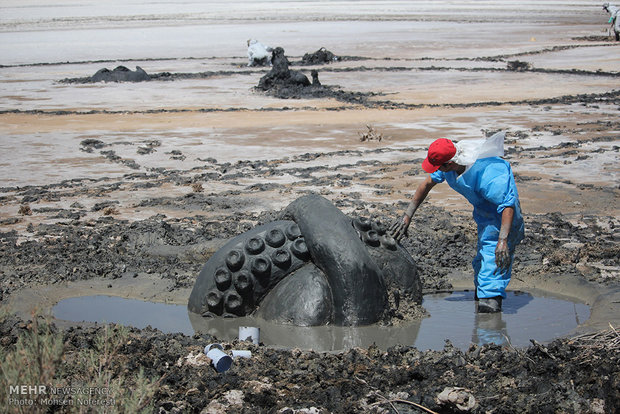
[254,46,386,103]
[61,65,151,83]
[572,35,618,42]
[301,47,340,65]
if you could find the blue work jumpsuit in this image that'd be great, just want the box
[431,157,525,299]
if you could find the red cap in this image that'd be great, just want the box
[422,138,456,173]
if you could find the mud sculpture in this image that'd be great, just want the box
[188,195,422,326]
[90,66,150,83]
[301,47,340,65]
[257,47,311,91]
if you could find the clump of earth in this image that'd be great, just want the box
[301,47,340,65]
[253,46,381,103]
[60,65,151,83]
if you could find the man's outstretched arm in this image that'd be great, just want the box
[389,175,436,241]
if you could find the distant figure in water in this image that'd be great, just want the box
[603,3,620,40]
[389,132,525,314]
[247,39,273,66]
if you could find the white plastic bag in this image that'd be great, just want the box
[452,131,505,167]
[247,39,272,66]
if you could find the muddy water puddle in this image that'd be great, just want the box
[53,290,589,351]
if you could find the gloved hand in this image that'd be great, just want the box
[495,239,511,271]
[389,214,411,242]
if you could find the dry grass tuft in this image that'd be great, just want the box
[103,206,119,216]
[359,124,384,142]
[18,205,32,216]
[569,324,619,363]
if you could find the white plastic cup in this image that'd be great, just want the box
[239,326,260,344]
[204,343,224,353]
[231,350,252,359]
[204,344,232,372]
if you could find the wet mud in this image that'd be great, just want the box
[300,47,341,65]
[1,151,619,412]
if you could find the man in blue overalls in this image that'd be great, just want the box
[390,134,525,313]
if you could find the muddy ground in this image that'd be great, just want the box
[1,1,620,413]
[1,194,619,413]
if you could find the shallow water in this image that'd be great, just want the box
[53,290,590,351]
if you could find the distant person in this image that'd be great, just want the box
[389,132,525,313]
[603,2,620,40]
[247,39,273,66]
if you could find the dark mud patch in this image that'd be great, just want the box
[5,86,619,117]
[300,47,341,65]
[0,56,221,69]
[258,81,383,104]
[58,65,151,83]
[476,43,620,61]
[572,35,619,42]
[1,193,617,302]
[1,313,618,413]
[59,69,265,84]
[320,64,620,78]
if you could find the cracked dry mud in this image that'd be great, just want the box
[1,1,619,413]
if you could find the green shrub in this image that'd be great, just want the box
[1,312,159,413]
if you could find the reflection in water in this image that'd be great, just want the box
[53,295,194,335]
[53,290,590,351]
[473,312,509,346]
[470,289,537,346]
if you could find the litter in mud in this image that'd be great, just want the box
[204,343,233,372]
